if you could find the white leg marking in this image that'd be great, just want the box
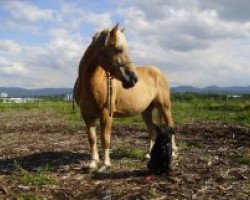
[172,135,178,159]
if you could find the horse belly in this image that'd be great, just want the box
[114,89,154,116]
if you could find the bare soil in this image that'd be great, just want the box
[0,110,249,200]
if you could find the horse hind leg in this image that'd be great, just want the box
[158,103,178,159]
[141,106,157,159]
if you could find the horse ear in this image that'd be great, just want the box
[102,24,119,49]
[110,23,119,37]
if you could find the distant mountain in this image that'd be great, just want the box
[171,85,250,94]
[0,87,73,97]
[1,85,250,97]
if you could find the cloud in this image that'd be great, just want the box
[0,0,250,88]
[115,0,250,86]
[198,0,250,22]
[0,1,114,88]
[118,2,250,50]
[53,2,113,31]
[0,60,28,76]
[2,1,55,22]
[0,39,21,53]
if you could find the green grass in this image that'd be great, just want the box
[113,115,143,126]
[14,161,57,186]
[119,159,136,167]
[229,154,250,165]
[18,173,56,186]
[113,147,145,160]
[0,102,39,111]
[0,94,250,126]
[148,188,159,197]
[172,99,250,126]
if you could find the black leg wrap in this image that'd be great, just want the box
[147,125,173,175]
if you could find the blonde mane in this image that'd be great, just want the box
[77,29,109,79]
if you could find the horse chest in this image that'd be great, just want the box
[80,79,108,114]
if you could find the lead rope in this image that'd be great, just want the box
[106,72,113,117]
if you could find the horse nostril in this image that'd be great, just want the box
[126,70,138,82]
[134,76,138,83]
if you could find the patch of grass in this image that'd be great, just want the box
[114,147,145,160]
[18,173,56,186]
[148,188,159,197]
[14,161,57,186]
[0,102,40,111]
[14,160,26,172]
[17,194,47,200]
[1,94,250,127]
[172,100,250,126]
[229,154,250,165]
[120,159,138,168]
[179,141,189,150]
[67,110,83,129]
[113,115,144,126]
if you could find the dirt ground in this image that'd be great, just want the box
[0,110,249,200]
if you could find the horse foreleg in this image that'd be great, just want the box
[142,108,157,159]
[86,122,100,169]
[100,111,113,171]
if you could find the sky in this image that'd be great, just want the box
[0,0,250,88]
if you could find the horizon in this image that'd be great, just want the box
[1,85,250,90]
[1,1,250,88]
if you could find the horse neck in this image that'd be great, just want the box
[78,45,106,87]
[79,44,98,80]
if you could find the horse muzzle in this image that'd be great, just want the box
[121,69,138,89]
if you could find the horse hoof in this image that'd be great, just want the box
[145,154,151,159]
[98,165,111,174]
[172,151,178,159]
[89,160,99,170]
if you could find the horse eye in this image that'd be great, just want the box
[115,47,123,54]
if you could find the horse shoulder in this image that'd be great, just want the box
[90,67,108,106]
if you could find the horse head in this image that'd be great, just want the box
[94,24,138,89]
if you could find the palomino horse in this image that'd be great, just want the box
[74,24,178,171]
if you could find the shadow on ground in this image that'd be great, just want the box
[0,151,88,173]
[91,169,151,180]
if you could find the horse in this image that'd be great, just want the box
[73,24,178,171]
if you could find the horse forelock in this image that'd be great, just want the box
[115,30,128,48]
[91,28,128,49]
[92,29,109,42]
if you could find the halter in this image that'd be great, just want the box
[108,60,131,71]
[105,60,131,117]
[106,72,114,117]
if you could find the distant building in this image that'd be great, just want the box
[0,92,8,98]
[9,98,23,103]
[0,97,38,103]
[0,92,8,103]
[64,93,73,101]
[227,94,241,98]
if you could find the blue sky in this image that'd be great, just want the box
[0,0,250,88]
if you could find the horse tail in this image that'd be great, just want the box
[155,108,163,125]
[72,92,75,111]
[72,82,77,112]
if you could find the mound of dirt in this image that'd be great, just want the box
[0,111,249,199]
